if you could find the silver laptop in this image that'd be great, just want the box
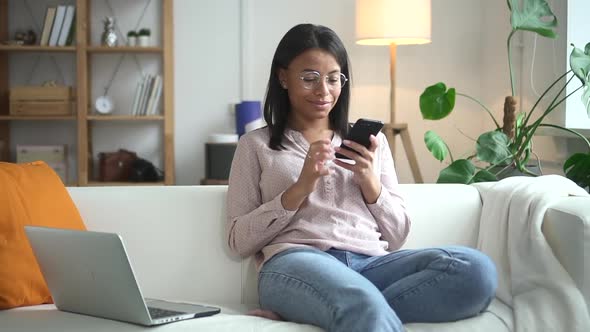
[24,226,220,326]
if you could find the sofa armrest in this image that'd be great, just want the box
[542,196,590,313]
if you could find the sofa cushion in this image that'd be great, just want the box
[0,161,86,309]
[0,299,512,332]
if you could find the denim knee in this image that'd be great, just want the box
[258,248,403,332]
[332,286,402,331]
[452,247,498,313]
[337,285,390,317]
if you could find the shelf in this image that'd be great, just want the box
[0,45,76,52]
[87,115,164,121]
[86,181,165,186]
[0,45,162,53]
[201,179,229,185]
[87,46,162,53]
[1,0,174,186]
[0,115,76,121]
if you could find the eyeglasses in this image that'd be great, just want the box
[298,71,348,90]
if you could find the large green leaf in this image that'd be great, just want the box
[582,87,590,118]
[435,158,500,185]
[419,83,456,120]
[476,131,512,164]
[424,130,448,162]
[571,43,590,117]
[437,159,475,184]
[563,153,590,190]
[509,0,557,38]
[514,112,526,139]
[570,43,590,84]
[472,170,498,183]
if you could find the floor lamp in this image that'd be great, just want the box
[355,0,431,183]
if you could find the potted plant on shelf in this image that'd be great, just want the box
[419,0,590,189]
[137,28,151,47]
[127,30,137,47]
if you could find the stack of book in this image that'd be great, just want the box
[39,5,76,46]
[131,74,162,116]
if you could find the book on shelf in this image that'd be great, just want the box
[145,75,162,115]
[48,5,67,47]
[141,75,153,115]
[65,12,76,46]
[131,74,163,116]
[132,74,150,116]
[130,78,144,116]
[39,7,57,46]
[135,74,151,116]
[57,5,75,46]
[149,75,163,115]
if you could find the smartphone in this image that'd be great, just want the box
[335,118,384,159]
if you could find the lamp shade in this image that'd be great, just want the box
[356,0,431,45]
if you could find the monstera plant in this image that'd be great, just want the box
[419,0,590,189]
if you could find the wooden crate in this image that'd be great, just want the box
[16,144,68,183]
[16,144,67,164]
[9,86,75,116]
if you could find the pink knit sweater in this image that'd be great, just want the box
[226,127,411,269]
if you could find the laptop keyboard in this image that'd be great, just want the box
[148,307,185,319]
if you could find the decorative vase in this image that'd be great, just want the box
[138,36,150,47]
[101,17,118,47]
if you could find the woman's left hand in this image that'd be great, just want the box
[333,135,382,204]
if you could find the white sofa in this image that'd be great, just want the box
[1,183,588,331]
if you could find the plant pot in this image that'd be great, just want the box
[127,36,136,47]
[490,165,541,180]
[138,36,150,47]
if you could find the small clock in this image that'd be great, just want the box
[95,95,114,115]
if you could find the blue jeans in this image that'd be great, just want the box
[258,246,497,332]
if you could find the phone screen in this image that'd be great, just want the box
[335,118,384,159]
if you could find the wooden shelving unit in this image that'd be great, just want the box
[86,46,163,53]
[0,45,76,52]
[0,0,175,186]
[86,180,165,186]
[0,115,77,120]
[86,115,164,121]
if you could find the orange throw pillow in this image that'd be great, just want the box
[0,161,86,309]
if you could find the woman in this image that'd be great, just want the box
[227,23,497,332]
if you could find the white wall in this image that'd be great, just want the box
[174,0,241,185]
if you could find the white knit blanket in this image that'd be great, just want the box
[474,175,590,332]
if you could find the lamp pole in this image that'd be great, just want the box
[355,0,430,183]
[390,43,397,126]
[387,42,424,183]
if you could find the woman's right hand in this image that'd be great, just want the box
[281,139,334,210]
[298,138,334,193]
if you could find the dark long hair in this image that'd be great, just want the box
[263,24,352,150]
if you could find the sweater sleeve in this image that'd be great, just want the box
[366,133,411,251]
[226,135,297,257]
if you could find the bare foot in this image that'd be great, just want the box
[248,309,284,321]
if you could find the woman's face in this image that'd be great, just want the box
[279,48,344,123]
